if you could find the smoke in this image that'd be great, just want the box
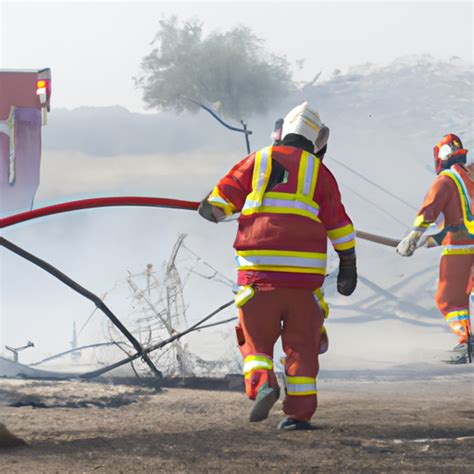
[2,56,473,375]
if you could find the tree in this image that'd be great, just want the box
[135,16,295,120]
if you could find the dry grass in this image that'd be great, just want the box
[0,376,473,471]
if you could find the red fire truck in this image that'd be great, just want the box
[0,68,52,214]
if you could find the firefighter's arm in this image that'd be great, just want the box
[198,155,254,224]
[397,177,451,256]
[318,166,357,296]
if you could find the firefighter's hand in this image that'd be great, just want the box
[337,254,357,296]
[198,197,226,223]
[396,230,423,257]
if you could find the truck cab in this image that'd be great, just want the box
[0,68,51,214]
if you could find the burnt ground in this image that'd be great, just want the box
[0,374,473,473]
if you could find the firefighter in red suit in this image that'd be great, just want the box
[397,134,473,362]
[199,102,357,430]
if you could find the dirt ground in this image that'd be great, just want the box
[0,374,473,473]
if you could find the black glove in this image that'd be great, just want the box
[337,253,357,296]
[198,194,218,223]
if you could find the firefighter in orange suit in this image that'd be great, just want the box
[199,102,357,430]
[397,134,473,362]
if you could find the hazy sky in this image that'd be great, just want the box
[1,0,472,111]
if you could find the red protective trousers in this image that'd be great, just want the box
[435,253,474,343]
[236,287,324,422]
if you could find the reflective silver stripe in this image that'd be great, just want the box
[446,314,469,322]
[255,147,271,197]
[313,288,329,318]
[208,195,230,206]
[286,383,317,395]
[243,359,272,373]
[443,244,474,251]
[242,199,260,210]
[303,154,315,196]
[234,286,254,307]
[242,147,271,212]
[287,383,317,392]
[236,254,326,269]
[261,198,320,216]
[331,232,356,245]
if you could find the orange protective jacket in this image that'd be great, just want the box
[414,163,474,248]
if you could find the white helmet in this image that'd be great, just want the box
[281,101,330,152]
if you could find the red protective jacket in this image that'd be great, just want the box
[207,145,355,289]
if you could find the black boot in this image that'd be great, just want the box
[249,386,280,422]
[277,417,312,431]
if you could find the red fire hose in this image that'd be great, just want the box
[0,196,199,229]
[0,196,400,247]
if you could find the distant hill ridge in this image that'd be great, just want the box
[43,55,472,156]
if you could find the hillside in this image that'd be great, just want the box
[42,55,473,157]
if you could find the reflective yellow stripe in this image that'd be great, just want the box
[327,224,354,240]
[297,151,309,195]
[246,147,273,209]
[328,225,356,251]
[287,390,317,396]
[243,354,273,376]
[332,240,356,251]
[237,249,326,259]
[314,288,329,318]
[441,169,474,236]
[445,310,469,322]
[297,151,320,199]
[309,156,320,198]
[264,191,297,201]
[257,151,271,203]
[234,286,255,308]
[251,150,261,192]
[442,245,474,256]
[242,148,322,221]
[286,376,317,396]
[207,186,236,215]
[413,214,431,229]
[287,376,315,384]
[446,315,470,323]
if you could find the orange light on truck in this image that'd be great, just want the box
[36,79,50,100]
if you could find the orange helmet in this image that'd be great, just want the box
[433,133,467,174]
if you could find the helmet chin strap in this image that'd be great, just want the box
[437,154,468,174]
